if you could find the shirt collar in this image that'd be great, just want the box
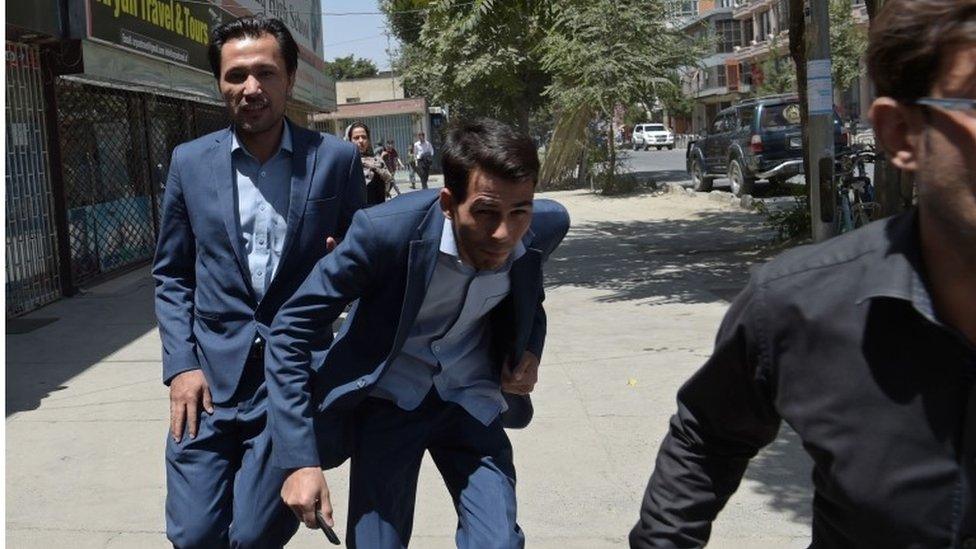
[854,208,938,324]
[439,217,527,272]
[231,119,293,158]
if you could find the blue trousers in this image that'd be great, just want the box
[347,391,524,549]
[165,357,299,548]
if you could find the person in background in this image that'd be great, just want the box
[407,142,418,189]
[413,131,434,189]
[380,139,404,197]
[347,122,393,206]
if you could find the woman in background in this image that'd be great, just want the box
[346,122,393,206]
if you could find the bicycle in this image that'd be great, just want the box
[834,145,881,234]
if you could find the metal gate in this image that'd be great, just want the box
[5,42,61,317]
[55,80,229,288]
[57,80,158,285]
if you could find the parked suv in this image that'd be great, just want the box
[632,123,675,151]
[686,95,848,196]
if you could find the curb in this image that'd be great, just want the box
[660,182,756,210]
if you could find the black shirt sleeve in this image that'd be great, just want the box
[630,277,782,548]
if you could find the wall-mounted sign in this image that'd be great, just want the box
[85,0,333,110]
[86,0,227,73]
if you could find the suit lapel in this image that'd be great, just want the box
[508,246,542,359]
[279,123,317,265]
[390,202,444,352]
[211,128,253,291]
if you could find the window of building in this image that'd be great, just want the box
[715,19,741,53]
[673,0,698,16]
[742,18,754,45]
[345,97,361,103]
[718,0,736,8]
[717,65,727,88]
[775,0,789,34]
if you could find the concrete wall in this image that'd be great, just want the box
[336,74,404,104]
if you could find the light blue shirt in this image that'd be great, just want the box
[372,218,527,425]
[231,123,293,302]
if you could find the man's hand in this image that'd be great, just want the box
[169,369,213,442]
[282,467,333,529]
[501,351,540,395]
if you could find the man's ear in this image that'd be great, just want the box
[439,188,454,219]
[869,97,923,173]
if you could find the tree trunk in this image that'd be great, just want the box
[607,121,616,190]
[788,0,809,189]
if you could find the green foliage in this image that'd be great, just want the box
[324,55,379,80]
[752,37,797,96]
[623,104,649,128]
[388,0,552,129]
[654,72,695,119]
[829,0,868,92]
[539,0,702,189]
[754,186,811,242]
[382,0,432,44]
[752,1,866,98]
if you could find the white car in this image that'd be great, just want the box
[632,123,675,151]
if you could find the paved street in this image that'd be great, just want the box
[6,188,814,548]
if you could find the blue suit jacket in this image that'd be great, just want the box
[265,190,570,469]
[153,121,366,404]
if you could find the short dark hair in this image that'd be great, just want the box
[208,16,298,80]
[442,118,540,203]
[868,0,976,104]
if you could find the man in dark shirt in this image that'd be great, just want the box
[630,1,976,547]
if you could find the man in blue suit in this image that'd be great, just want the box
[265,118,570,548]
[153,16,364,548]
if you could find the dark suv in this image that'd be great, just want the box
[686,95,848,196]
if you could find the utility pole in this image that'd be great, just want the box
[804,0,836,242]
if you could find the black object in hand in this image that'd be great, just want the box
[315,510,341,545]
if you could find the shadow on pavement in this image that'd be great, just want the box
[743,424,815,525]
[546,209,777,305]
[5,269,157,416]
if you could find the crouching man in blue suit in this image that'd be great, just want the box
[264,118,570,548]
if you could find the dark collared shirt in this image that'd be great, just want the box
[631,209,976,548]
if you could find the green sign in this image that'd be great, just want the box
[87,0,227,73]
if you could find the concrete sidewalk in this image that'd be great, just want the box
[6,189,813,548]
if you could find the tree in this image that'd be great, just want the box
[829,0,868,93]
[388,0,553,130]
[752,37,798,96]
[540,0,701,191]
[324,55,379,81]
[383,0,432,45]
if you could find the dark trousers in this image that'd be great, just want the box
[416,159,431,189]
[165,354,299,548]
[347,391,524,549]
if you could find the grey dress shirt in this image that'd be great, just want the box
[231,124,293,302]
[371,217,527,425]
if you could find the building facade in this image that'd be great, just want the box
[671,0,871,134]
[5,0,334,317]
